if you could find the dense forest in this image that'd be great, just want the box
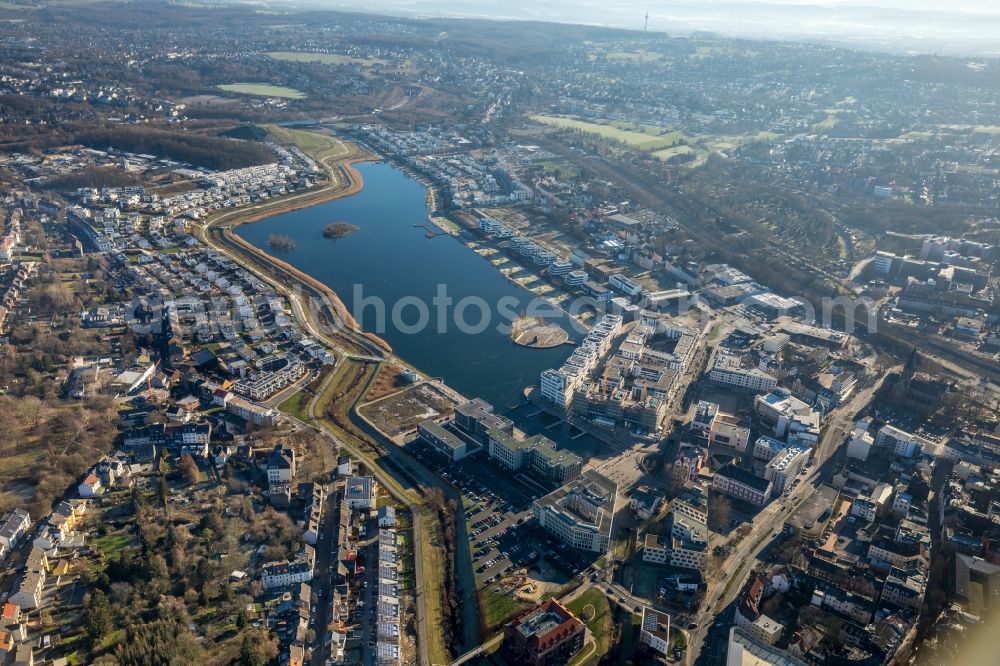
[0,122,274,171]
[39,166,143,192]
[70,127,275,171]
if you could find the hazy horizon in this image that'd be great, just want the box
[274,0,1000,55]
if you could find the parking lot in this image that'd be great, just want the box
[404,437,604,592]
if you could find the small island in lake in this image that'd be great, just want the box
[267,234,296,251]
[323,222,359,239]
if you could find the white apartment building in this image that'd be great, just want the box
[640,607,672,657]
[709,354,778,393]
[232,356,306,401]
[875,424,920,458]
[846,419,874,461]
[0,509,31,551]
[345,476,376,510]
[261,553,313,591]
[764,445,810,494]
[533,471,617,553]
[873,251,895,275]
[609,273,643,297]
[540,315,623,410]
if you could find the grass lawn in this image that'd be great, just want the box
[278,391,311,422]
[690,46,720,59]
[98,628,125,650]
[0,450,46,477]
[479,584,530,634]
[263,124,348,161]
[652,144,698,161]
[537,160,581,179]
[606,50,662,62]
[812,113,840,131]
[416,508,450,665]
[432,215,460,233]
[92,532,136,559]
[532,115,680,151]
[217,83,305,99]
[533,114,778,161]
[567,588,613,666]
[267,51,383,67]
[936,124,1000,135]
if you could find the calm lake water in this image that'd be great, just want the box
[237,161,577,409]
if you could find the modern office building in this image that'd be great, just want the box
[417,420,470,461]
[454,398,513,446]
[488,430,582,487]
[533,471,617,553]
[609,273,643,297]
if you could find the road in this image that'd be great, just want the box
[685,370,891,665]
[298,369,433,666]
[310,486,342,666]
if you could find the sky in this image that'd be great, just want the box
[293,0,1000,54]
[714,0,998,12]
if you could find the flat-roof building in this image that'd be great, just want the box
[417,421,470,461]
[488,430,582,487]
[501,599,585,666]
[713,464,772,506]
[640,607,672,657]
[454,398,513,446]
[533,470,617,553]
[710,354,778,393]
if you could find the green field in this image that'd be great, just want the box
[263,124,348,161]
[567,588,614,665]
[278,391,310,422]
[479,584,530,634]
[606,50,662,62]
[532,115,689,151]
[812,113,840,131]
[217,83,306,99]
[267,51,383,67]
[533,114,779,163]
[938,124,1000,135]
[92,532,137,559]
[651,144,697,161]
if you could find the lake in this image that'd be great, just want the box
[236,161,577,409]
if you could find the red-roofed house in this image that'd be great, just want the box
[1,603,19,624]
[78,473,102,498]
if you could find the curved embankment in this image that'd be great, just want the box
[206,157,393,359]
